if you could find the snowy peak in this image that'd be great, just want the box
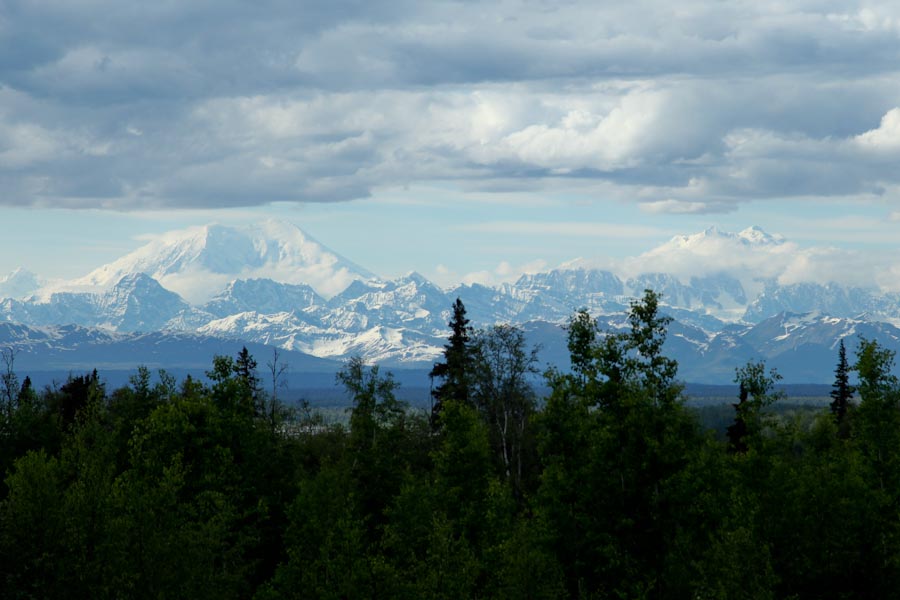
[0,268,42,300]
[663,225,781,250]
[97,274,192,332]
[185,224,269,273]
[69,220,377,303]
[737,225,784,245]
[7,221,900,381]
[514,269,623,297]
[203,278,325,319]
[323,272,452,334]
[743,281,900,324]
[0,273,194,333]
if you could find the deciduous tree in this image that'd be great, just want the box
[470,324,538,498]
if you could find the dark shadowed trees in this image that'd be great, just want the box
[430,298,473,430]
[830,339,855,435]
[728,360,782,454]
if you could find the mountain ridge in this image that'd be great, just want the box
[2,221,898,382]
[54,220,376,303]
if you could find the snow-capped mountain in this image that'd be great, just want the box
[624,272,748,319]
[505,269,627,322]
[744,281,900,323]
[0,273,202,333]
[63,220,376,303]
[620,225,797,306]
[0,268,42,300]
[3,222,900,382]
[203,279,325,319]
[664,225,784,249]
[519,311,900,383]
[324,272,452,334]
[196,311,445,366]
[96,273,200,332]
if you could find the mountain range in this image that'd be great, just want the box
[2,220,899,384]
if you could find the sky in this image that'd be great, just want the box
[2,0,900,289]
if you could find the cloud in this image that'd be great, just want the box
[460,259,549,287]
[609,225,900,297]
[459,220,666,238]
[639,199,733,214]
[432,258,548,288]
[4,1,900,209]
[855,107,900,151]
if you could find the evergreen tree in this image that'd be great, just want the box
[830,339,855,431]
[206,348,262,416]
[14,375,37,420]
[56,370,104,427]
[430,298,473,429]
[234,346,261,414]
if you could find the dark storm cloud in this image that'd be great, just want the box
[3,0,900,210]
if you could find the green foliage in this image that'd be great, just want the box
[1,449,64,597]
[430,297,474,427]
[433,399,493,542]
[566,309,597,385]
[848,337,900,590]
[263,465,372,599]
[490,517,567,599]
[470,324,539,498]
[535,290,706,597]
[337,356,418,543]
[4,294,900,598]
[761,414,879,599]
[623,289,679,404]
[830,339,855,429]
[339,356,406,440]
[728,360,783,453]
[854,336,899,400]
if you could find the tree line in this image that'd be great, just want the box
[0,290,899,598]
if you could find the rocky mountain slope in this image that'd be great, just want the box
[2,221,899,382]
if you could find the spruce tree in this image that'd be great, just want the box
[233,346,261,414]
[234,346,259,391]
[830,339,855,430]
[430,298,473,430]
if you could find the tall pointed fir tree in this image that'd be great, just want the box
[830,338,855,432]
[233,346,261,415]
[430,298,473,430]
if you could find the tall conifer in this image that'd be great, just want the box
[831,340,856,425]
[430,298,473,430]
[830,339,854,429]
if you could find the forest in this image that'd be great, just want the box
[0,289,897,599]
